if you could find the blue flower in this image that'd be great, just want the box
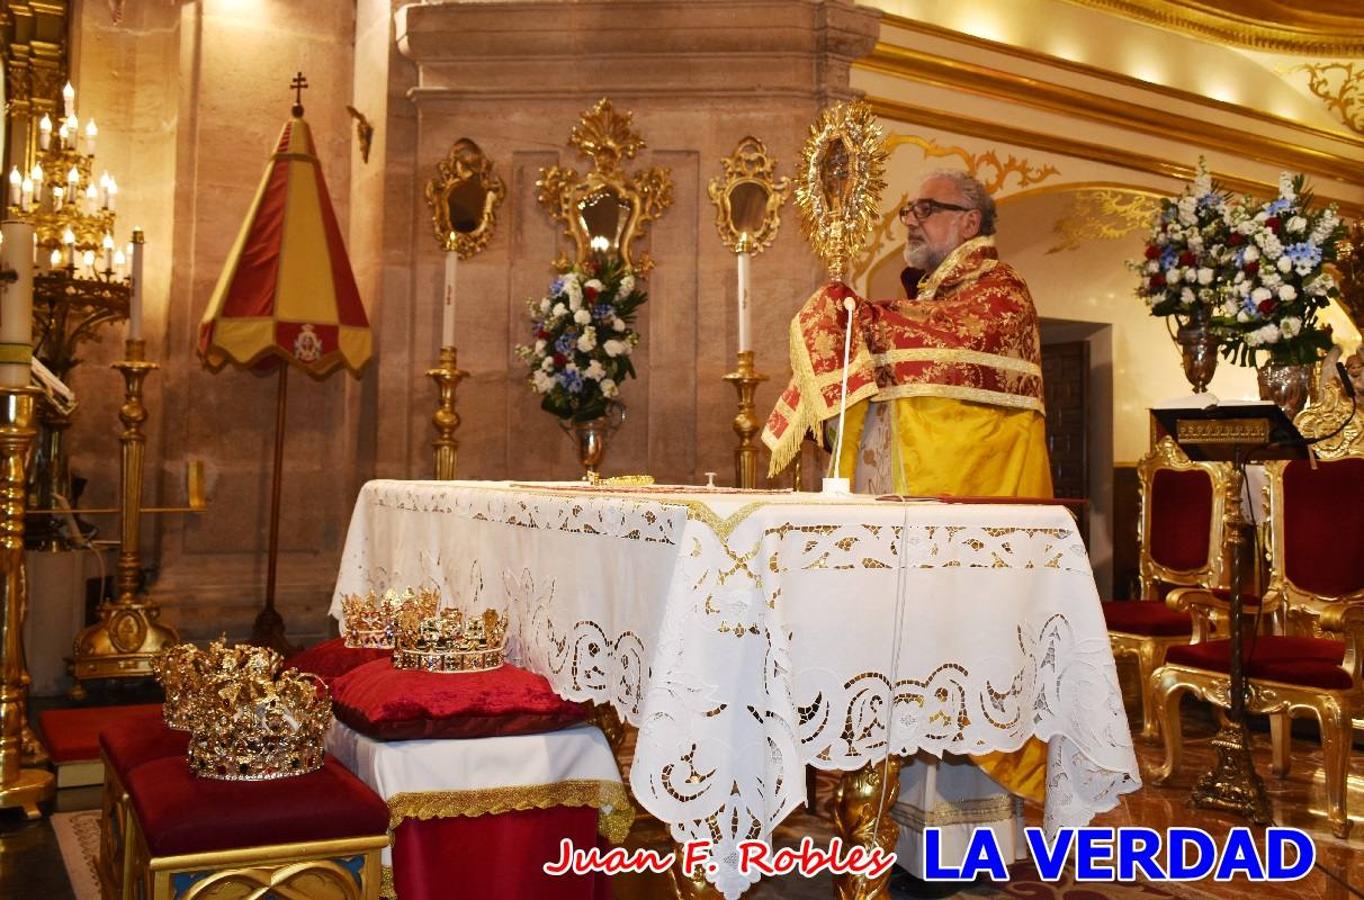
[1160,247,1176,268]
[553,333,575,355]
[1284,242,1322,268]
[561,369,584,394]
[592,303,612,321]
[1265,198,1292,215]
[551,277,566,296]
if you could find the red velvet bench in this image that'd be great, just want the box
[118,755,389,900]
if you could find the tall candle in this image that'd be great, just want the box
[737,238,752,353]
[0,221,34,388]
[38,115,51,151]
[130,229,145,340]
[442,249,457,348]
[62,82,74,118]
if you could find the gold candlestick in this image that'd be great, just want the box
[427,345,468,480]
[0,387,54,819]
[722,350,768,488]
[70,339,179,696]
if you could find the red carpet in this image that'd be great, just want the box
[39,704,163,764]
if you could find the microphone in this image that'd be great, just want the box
[1338,361,1357,400]
[823,296,857,495]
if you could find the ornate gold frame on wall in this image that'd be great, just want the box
[795,100,888,282]
[536,98,673,273]
[423,138,506,259]
[706,137,789,255]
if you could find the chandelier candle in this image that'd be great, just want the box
[0,222,34,389]
[129,229,144,341]
[737,233,752,352]
[442,248,456,348]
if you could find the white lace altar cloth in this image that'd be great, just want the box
[330,480,1141,899]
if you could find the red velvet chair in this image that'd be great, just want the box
[1151,453,1364,838]
[1103,436,1236,740]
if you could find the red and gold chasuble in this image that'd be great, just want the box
[763,236,1045,476]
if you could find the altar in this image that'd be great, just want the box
[329,480,1141,897]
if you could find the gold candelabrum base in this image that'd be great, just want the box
[427,346,468,480]
[1191,718,1273,824]
[0,387,55,818]
[722,351,768,489]
[69,340,179,698]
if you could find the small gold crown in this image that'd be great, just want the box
[152,639,282,731]
[339,587,440,649]
[187,666,332,781]
[392,607,508,674]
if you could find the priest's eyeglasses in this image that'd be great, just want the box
[899,199,973,223]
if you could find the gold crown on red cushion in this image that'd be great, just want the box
[187,666,332,781]
[152,639,282,731]
[340,587,440,649]
[392,607,508,674]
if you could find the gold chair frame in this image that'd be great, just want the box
[1109,436,1236,740]
[1151,452,1364,839]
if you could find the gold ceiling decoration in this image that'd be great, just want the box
[536,98,673,273]
[1047,188,1163,254]
[423,138,506,259]
[1286,63,1364,136]
[883,133,1060,195]
[795,100,888,282]
[706,136,790,255]
[1061,0,1364,56]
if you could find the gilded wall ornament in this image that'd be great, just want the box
[1047,188,1162,254]
[1287,62,1364,135]
[883,134,1059,194]
[423,138,506,259]
[536,98,673,273]
[706,136,790,255]
[1334,220,1364,334]
[795,100,888,282]
[345,105,374,164]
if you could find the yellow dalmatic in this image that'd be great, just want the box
[763,236,1053,803]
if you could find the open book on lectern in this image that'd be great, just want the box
[1149,394,1306,463]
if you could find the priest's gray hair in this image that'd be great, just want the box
[922,170,997,236]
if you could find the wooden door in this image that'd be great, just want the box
[1042,340,1089,541]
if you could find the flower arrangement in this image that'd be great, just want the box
[515,258,644,422]
[1213,173,1345,367]
[1131,162,1233,321]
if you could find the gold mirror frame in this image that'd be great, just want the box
[706,137,790,255]
[536,98,673,273]
[794,100,888,282]
[423,138,506,259]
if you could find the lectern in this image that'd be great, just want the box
[1151,402,1306,826]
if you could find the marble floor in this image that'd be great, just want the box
[2,702,1362,899]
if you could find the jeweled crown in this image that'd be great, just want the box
[186,666,332,781]
[339,587,440,649]
[392,607,508,674]
[152,639,282,731]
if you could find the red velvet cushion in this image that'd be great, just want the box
[39,703,165,765]
[284,637,391,687]
[1282,457,1364,598]
[331,659,587,741]
[1166,636,1351,690]
[1102,601,1193,637]
[1149,467,1214,572]
[99,714,190,780]
[126,756,389,857]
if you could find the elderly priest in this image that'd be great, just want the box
[762,170,1052,884]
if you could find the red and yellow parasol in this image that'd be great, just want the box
[198,74,370,652]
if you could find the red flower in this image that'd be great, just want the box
[1228,233,1245,247]
[1144,245,1160,260]
[1265,216,1281,233]
[537,329,551,340]
[584,286,599,302]
[552,353,567,367]
[1244,261,1260,276]
[1178,251,1197,267]
[1258,299,1277,315]
[1149,274,1167,291]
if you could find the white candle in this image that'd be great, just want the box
[0,221,34,388]
[7,169,19,207]
[19,178,32,212]
[106,178,118,212]
[130,229,144,340]
[38,115,51,151]
[30,164,42,204]
[442,250,456,348]
[84,119,97,155]
[737,239,752,353]
[62,82,74,118]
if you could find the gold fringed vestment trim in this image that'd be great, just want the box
[386,779,635,844]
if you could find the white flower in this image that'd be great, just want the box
[1243,245,1260,262]
[564,361,578,374]
[1166,267,1182,285]
[1280,316,1302,338]
[1236,310,1251,323]
[568,292,582,311]
[1197,267,1214,286]
[562,278,583,305]
[1145,261,1159,274]
[1180,287,1195,305]
[1251,287,1273,304]
[618,275,635,297]
[1278,172,1296,200]
[1255,210,1269,223]
[603,339,626,358]
[1257,323,1281,344]
[540,356,555,372]
[534,339,546,354]
[1277,284,1297,302]
[1287,216,1307,234]
[1276,256,1292,274]
[600,378,618,398]
[1307,277,1330,296]
[584,360,605,381]
[1311,209,1339,244]
[573,308,591,325]
[551,302,567,318]
[612,318,626,333]
[576,328,596,352]
[539,298,551,313]
[531,371,555,394]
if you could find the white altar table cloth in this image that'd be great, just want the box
[330,480,1141,898]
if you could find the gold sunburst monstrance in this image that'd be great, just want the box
[795,100,888,282]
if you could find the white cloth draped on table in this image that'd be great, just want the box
[330,480,1141,899]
